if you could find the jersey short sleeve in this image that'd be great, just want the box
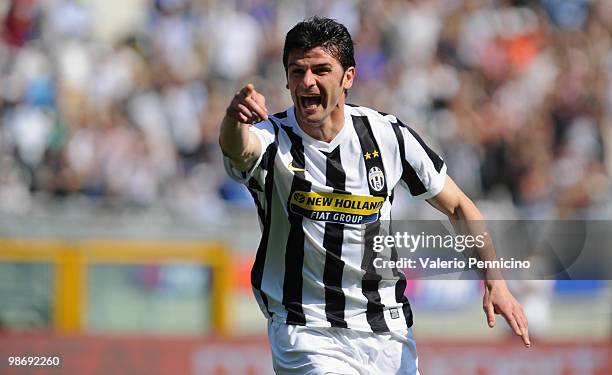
[223,120,276,185]
[392,119,447,199]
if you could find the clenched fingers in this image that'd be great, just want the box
[226,84,268,124]
[244,96,268,121]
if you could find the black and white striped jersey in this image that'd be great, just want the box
[224,104,446,332]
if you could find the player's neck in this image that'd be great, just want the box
[296,104,345,143]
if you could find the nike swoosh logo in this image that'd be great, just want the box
[287,161,306,172]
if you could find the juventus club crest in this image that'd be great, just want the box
[368,166,385,192]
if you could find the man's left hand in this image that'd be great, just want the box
[483,280,531,348]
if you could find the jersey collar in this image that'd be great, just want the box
[288,105,354,151]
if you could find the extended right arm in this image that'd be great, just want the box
[219,84,268,171]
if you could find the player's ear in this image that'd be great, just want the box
[343,67,355,90]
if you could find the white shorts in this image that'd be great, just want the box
[267,319,420,375]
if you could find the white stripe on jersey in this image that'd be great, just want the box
[224,104,447,332]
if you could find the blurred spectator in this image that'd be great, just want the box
[2,0,40,48]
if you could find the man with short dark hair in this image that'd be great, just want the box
[220,16,529,374]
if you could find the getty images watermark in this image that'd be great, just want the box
[372,232,531,271]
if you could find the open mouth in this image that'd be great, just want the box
[300,94,322,110]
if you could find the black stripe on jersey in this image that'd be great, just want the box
[250,122,279,318]
[404,123,444,173]
[259,120,281,171]
[321,146,348,328]
[352,116,388,197]
[260,148,274,171]
[281,124,310,325]
[273,110,287,119]
[247,178,263,192]
[390,122,428,196]
[361,220,388,332]
[387,193,414,328]
[353,115,389,333]
[249,189,264,223]
[393,255,414,328]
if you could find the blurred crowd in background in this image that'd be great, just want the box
[1,0,612,220]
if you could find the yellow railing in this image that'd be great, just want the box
[0,238,231,334]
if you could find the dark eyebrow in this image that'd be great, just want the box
[288,63,333,69]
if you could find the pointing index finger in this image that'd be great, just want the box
[245,83,256,96]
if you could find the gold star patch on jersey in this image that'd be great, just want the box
[364,150,380,160]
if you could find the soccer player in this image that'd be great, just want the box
[220,16,530,374]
